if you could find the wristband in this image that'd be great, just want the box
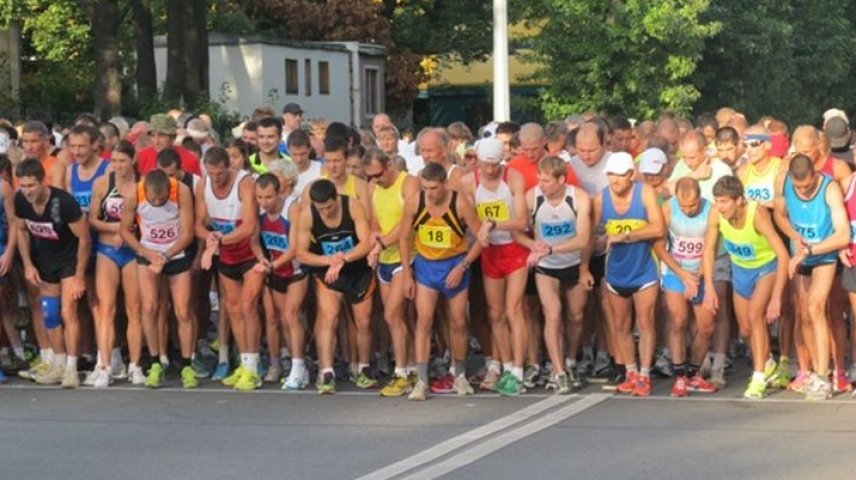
[487,219,497,231]
[459,260,470,270]
[548,245,553,255]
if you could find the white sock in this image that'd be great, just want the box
[240,353,249,367]
[67,355,78,370]
[219,348,229,365]
[41,348,53,363]
[511,367,524,381]
[712,353,726,371]
[292,358,305,373]
[129,362,139,370]
[159,355,169,366]
[245,353,259,372]
[501,362,512,373]
[753,371,766,382]
[280,347,291,359]
[13,346,25,360]
[394,367,407,377]
[357,363,370,374]
[407,364,417,375]
[54,353,67,367]
[484,356,493,369]
[111,348,122,365]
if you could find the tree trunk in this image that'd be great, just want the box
[79,0,122,119]
[164,0,185,103]
[130,0,156,100]
[181,0,208,106]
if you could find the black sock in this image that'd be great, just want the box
[687,364,699,378]
[672,363,687,378]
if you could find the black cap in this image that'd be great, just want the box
[283,103,304,115]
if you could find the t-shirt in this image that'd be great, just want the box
[569,152,610,197]
[15,187,83,265]
[668,158,732,201]
[507,154,580,191]
[136,146,202,176]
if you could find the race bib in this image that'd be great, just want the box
[724,240,756,260]
[321,236,355,255]
[211,218,237,235]
[794,223,821,243]
[476,200,509,222]
[74,191,92,212]
[539,220,576,240]
[104,196,124,220]
[745,186,772,202]
[26,220,59,241]
[604,218,647,236]
[418,224,452,249]
[142,221,179,245]
[673,235,704,261]
[262,231,289,252]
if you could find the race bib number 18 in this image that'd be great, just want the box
[418,225,452,249]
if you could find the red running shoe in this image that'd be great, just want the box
[632,375,651,397]
[430,374,455,394]
[671,376,688,397]
[617,371,638,394]
[687,374,717,393]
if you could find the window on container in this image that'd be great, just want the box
[305,59,312,96]
[364,68,379,115]
[319,61,330,95]
[285,59,298,94]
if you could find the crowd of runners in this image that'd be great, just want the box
[1,103,856,401]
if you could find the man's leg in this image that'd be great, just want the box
[314,281,343,393]
[281,277,309,389]
[34,281,65,385]
[168,271,196,388]
[447,288,472,396]
[630,285,659,396]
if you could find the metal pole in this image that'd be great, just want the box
[493,0,510,122]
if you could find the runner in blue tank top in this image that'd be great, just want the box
[593,152,665,398]
[653,178,718,397]
[774,155,849,400]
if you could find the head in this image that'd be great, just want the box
[605,152,636,196]
[792,126,822,163]
[675,177,702,217]
[788,154,819,198]
[347,145,366,179]
[309,179,339,218]
[242,121,258,146]
[678,130,708,170]
[420,162,449,205]
[376,126,399,155]
[418,129,450,164]
[518,123,547,164]
[609,117,633,153]
[255,173,283,213]
[226,138,254,171]
[310,118,329,142]
[148,114,178,152]
[743,126,772,165]
[266,158,299,195]
[638,147,668,188]
[712,175,745,221]
[143,169,171,207]
[111,140,136,177]
[67,125,100,165]
[362,147,395,187]
[537,156,568,197]
[287,129,311,168]
[575,122,607,167]
[372,113,394,137]
[281,103,304,131]
[727,114,749,138]
[715,107,736,128]
[324,136,349,179]
[256,117,282,156]
[156,148,183,179]
[20,121,51,159]
[475,138,505,180]
[99,122,121,150]
[656,116,680,151]
[15,158,47,203]
[186,118,211,145]
[545,121,568,155]
[696,114,718,145]
[251,106,275,122]
[495,122,520,161]
[714,127,741,166]
[203,146,232,187]
[446,121,473,155]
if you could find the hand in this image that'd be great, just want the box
[325,261,343,284]
[24,263,41,286]
[788,252,805,279]
[206,231,222,249]
[404,274,416,300]
[605,234,625,252]
[201,244,216,271]
[579,268,594,291]
[253,259,270,274]
[0,252,12,276]
[840,249,853,268]
[703,287,718,314]
[68,275,86,300]
[766,296,782,323]
[444,262,466,289]
[329,252,346,269]
[477,221,493,247]
[678,269,699,300]
[594,233,607,255]
[368,243,381,269]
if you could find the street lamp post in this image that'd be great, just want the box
[493,0,510,122]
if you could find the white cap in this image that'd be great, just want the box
[475,138,504,163]
[605,152,635,175]
[480,121,499,139]
[186,118,210,139]
[823,108,849,126]
[638,148,667,175]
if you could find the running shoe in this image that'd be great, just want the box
[687,374,717,393]
[468,367,486,386]
[234,368,260,391]
[61,367,80,389]
[0,370,7,384]
[111,361,128,380]
[616,371,638,394]
[833,370,852,394]
[555,372,572,395]
[496,372,523,396]
[430,374,455,394]
[191,358,211,379]
[355,368,379,389]
[281,357,292,377]
[479,368,502,392]
[128,365,146,385]
[710,368,727,388]
[763,358,777,384]
[578,353,594,377]
[453,374,474,396]
[804,374,832,401]
[770,358,791,389]
[408,380,429,401]
[788,371,810,394]
[222,366,245,387]
[34,363,64,385]
[20,357,51,381]
[602,369,626,391]
[567,368,583,390]
[699,354,712,378]
[263,364,283,384]
[652,353,673,378]
[590,362,614,384]
[316,371,336,395]
[145,363,165,389]
[181,366,198,389]
[376,355,391,378]
[211,362,230,381]
[83,367,100,386]
[671,376,688,397]
[544,372,558,391]
[743,377,766,400]
[93,368,112,388]
[631,375,651,397]
[380,375,409,397]
[282,368,309,391]
[522,365,541,389]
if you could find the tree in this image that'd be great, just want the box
[78,0,124,119]
[164,0,208,106]
[519,0,719,120]
[130,0,156,100]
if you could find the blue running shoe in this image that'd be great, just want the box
[211,362,230,381]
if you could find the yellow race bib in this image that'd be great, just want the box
[476,200,510,222]
[604,219,648,236]
[418,224,452,249]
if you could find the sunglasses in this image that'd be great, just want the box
[365,171,384,181]
[743,140,765,148]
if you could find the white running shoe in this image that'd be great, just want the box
[93,368,112,388]
[128,365,146,385]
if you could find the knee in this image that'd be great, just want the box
[669,315,688,333]
[60,303,77,325]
